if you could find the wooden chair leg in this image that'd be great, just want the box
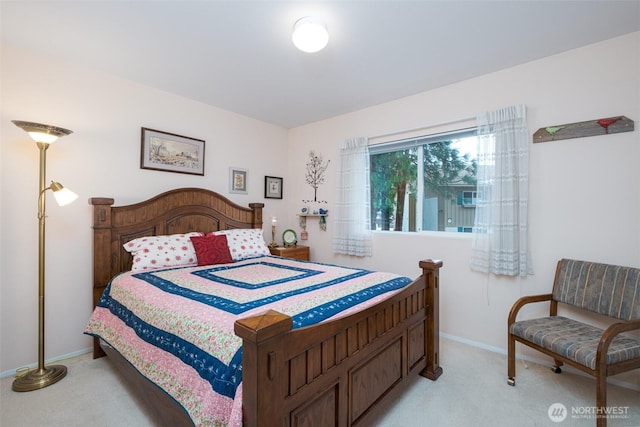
[507,334,516,385]
[596,371,608,427]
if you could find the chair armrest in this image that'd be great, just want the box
[596,319,640,367]
[508,293,553,326]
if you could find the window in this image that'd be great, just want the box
[370,128,478,232]
[458,191,477,207]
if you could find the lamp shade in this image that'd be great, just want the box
[50,182,79,206]
[12,120,73,144]
[292,17,329,53]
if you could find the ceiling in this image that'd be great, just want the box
[2,1,639,129]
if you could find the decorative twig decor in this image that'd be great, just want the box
[302,151,330,203]
[533,116,634,143]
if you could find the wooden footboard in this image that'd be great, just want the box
[235,259,442,427]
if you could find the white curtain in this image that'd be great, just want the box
[333,137,373,257]
[470,105,533,276]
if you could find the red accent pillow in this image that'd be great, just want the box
[190,234,233,266]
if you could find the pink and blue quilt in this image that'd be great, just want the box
[85,255,411,426]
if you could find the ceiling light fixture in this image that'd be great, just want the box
[292,16,329,53]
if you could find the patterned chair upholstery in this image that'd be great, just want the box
[507,259,640,427]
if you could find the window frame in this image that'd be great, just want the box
[369,127,478,233]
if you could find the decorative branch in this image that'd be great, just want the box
[302,151,330,203]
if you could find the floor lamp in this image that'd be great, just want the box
[12,120,77,392]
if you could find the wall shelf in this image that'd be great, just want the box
[297,214,328,231]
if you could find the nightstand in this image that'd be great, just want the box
[269,245,310,261]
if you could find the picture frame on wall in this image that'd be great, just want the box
[264,176,283,199]
[229,167,248,194]
[140,127,205,175]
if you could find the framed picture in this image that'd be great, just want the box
[140,127,205,175]
[229,167,248,194]
[264,176,283,199]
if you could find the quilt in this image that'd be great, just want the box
[84,255,412,426]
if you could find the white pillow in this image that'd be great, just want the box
[123,232,203,272]
[213,228,270,261]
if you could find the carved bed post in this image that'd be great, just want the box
[419,259,443,380]
[89,197,115,358]
[234,310,293,427]
[248,202,264,229]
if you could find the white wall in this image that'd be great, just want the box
[0,43,289,374]
[286,32,640,388]
[2,32,639,390]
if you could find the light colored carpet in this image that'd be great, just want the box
[1,338,638,426]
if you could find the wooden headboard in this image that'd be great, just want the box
[90,187,264,311]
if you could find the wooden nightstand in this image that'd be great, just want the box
[269,245,310,261]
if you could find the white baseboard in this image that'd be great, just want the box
[0,347,92,379]
[4,336,639,393]
[441,333,640,392]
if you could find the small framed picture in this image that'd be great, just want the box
[264,176,283,199]
[140,127,205,175]
[229,167,248,194]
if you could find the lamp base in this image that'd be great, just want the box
[12,365,67,392]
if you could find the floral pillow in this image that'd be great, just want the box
[123,232,203,272]
[212,228,270,261]
[190,234,233,266]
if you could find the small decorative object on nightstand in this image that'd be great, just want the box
[282,229,297,247]
[269,216,278,248]
[268,245,310,261]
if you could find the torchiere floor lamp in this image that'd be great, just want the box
[11,120,77,392]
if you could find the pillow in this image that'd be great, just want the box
[212,228,270,261]
[190,234,233,266]
[123,232,203,272]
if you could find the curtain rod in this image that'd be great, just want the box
[369,114,476,140]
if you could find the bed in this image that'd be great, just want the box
[86,187,443,426]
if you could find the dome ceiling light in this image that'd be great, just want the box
[292,16,329,53]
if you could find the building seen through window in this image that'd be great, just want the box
[370,128,478,232]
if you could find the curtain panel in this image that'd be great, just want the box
[470,104,533,276]
[332,137,373,257]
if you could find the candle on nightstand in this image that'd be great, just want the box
[270,216,278,247]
